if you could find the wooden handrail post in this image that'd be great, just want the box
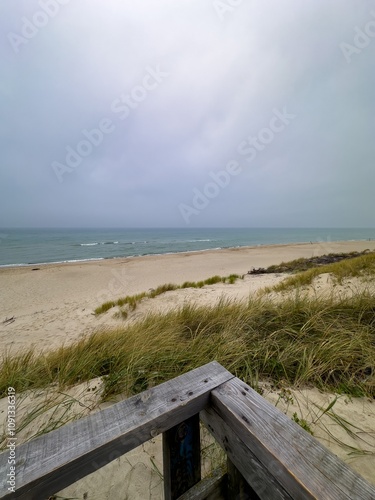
[163,413,201,500]
[227,457,260,500]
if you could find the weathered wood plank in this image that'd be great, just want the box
[210,377,375,500]
[201,407,292,500]
[0,362,233,500]
[227,458,260,500]
[163,413,201,500]
[177,469,227,500]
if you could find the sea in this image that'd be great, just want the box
[0,228,374,267]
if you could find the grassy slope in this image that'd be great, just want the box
[253,250,372,274]
[2,294,374,400]
[270,251,375,292]
[94,274,241,315]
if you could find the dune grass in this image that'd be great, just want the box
[2,289,374,400]
[94,274,242,315]
[270,251,375,292]
[98,292,147,314]
[250,250,373,275]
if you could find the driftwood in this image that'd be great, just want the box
[2,316,15,325]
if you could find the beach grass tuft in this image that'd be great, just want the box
[94,274,242,315]
[94,301,116,315]
[226,273,241,284]
[149,283,178,298]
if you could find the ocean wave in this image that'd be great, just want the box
[123,241,148,245]
[179,239,213,243]
[79,240,149,247]
[0,257,106,268]
[62,258,105,263]
[0,263,29,268]
[79,241,119,246]
[128,247,224,258]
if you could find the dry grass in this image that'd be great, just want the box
[94,274,242,314]
[2,290,374,400]
[270,251,375,292]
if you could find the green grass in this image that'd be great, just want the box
[2,289,374,400]
[95,301,116,314]
[95,293,147,314]
[292,412,313,434]
[202,275,223,286]
[269,251,375,292]
[149,283,178,298]
[223,273,241,284]
[94,274,242,315]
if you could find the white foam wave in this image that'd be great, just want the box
[80,241,119,246]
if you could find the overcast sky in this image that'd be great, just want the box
[0,0,374,228]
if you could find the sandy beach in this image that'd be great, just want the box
[1,240,375,354]
[1,240,374,497]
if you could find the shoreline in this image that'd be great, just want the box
[1,238,374,272]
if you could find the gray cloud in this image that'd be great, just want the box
[0,0,374,228]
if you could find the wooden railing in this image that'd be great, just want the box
[1,361,374,499]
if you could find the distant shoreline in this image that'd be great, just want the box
[1,227,374,268]
[1,238,374,270]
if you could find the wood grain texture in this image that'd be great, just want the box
[201,407,292,500]
[227,458,260,500]
[0,362,233,500]
[177,468,227,500]
[210,377,375,500]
